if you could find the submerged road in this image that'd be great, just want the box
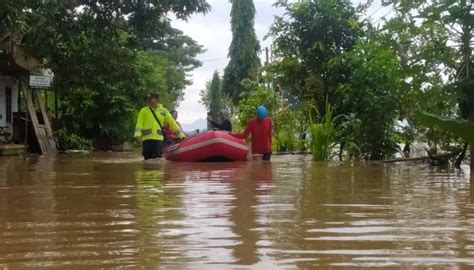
[0,153,473,269]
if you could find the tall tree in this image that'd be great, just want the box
[222,0,261,104]
[1,0,209,147]
[209,71,224,119]
[200,71,224,119]
[384,0,473,165]
[268,0,364,117]
[382,0,471,120]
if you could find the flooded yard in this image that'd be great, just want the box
[0,153,473,269]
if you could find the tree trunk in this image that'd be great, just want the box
[339,141,345,162]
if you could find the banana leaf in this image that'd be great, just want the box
[415,111,474,144]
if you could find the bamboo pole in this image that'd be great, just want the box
[383,153,453,163]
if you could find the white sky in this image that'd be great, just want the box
[173,0,390,124]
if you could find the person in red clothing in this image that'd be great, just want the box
[232,106,273,161]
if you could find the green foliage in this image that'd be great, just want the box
[330,40,402,159]
[222,0,261,104]
[0,0,28,40]
[416,111,474,144]
[382,0,473,148]
[309,101,336,162]
[335,113,362,159]
[236,80,279,127]
[55,128,93,152]
[209,72,223,119]
[274,108,299,152]
[200,71,226,120]
[268,0,365,114]
[236,81,302,152]
[1,0,209,146]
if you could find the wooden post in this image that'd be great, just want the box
[44,89,47,109]
[37,87,56,150]
[54,87,58,119]
[21,81,57,155]
[24,83,29,157]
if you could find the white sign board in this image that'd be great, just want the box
[29,75,52,88]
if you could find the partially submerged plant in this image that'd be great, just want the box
[309,101,336,162]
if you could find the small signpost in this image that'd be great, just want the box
[29,75,52,89]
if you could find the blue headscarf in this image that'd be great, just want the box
[256,106,268,120]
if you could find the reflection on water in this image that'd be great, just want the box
[0,153,473,269]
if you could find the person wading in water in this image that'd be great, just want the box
[134,94,184,160]
[232,106,273,161]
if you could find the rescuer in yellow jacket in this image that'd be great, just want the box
[134,94,185,160]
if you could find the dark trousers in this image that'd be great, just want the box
[142,140,164,160]
[262,152,272,161]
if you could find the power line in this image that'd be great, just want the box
[367,5,385,19]
[200,57,227,63]
[374,9,394,24]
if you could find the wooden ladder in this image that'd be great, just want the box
[21,81,57,155]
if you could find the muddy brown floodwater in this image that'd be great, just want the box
[0,153,473,269]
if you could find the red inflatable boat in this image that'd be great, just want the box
[164,131,249,162]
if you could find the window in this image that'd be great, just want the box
[6,87,12,123]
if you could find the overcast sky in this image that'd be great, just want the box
[173,0,390,124]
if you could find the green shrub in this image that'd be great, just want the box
[236,80,279,128]
[274,108,299,152]
[55,129,93,152]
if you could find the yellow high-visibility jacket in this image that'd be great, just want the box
[134,105,185,141]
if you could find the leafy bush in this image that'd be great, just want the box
[55,129,93,152]
[335,113,362,160]
[237,81,306,153]
[330,41,402,160]
[275,129,297,152]
[236,80,279,127]
[274,108,299,152]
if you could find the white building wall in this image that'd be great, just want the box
[0,80,6,127]
[0,76,19,129]
[11,82,18,114]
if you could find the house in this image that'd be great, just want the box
[0,75,19,136]
[0,38,56,156]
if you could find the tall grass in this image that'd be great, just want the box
[309,102,336,161]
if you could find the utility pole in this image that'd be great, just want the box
[265,47,269,66]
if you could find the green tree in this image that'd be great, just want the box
[222,0,261,104]
[383,0,472,158]
[1,0,209,148]
[200,71,225,119]
[236,80,279,127]
[387,0,472,114]
[209,71,224,119]
[330,40,403,159]
[268,0,364,116]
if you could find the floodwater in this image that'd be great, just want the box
[0,153,473,269]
